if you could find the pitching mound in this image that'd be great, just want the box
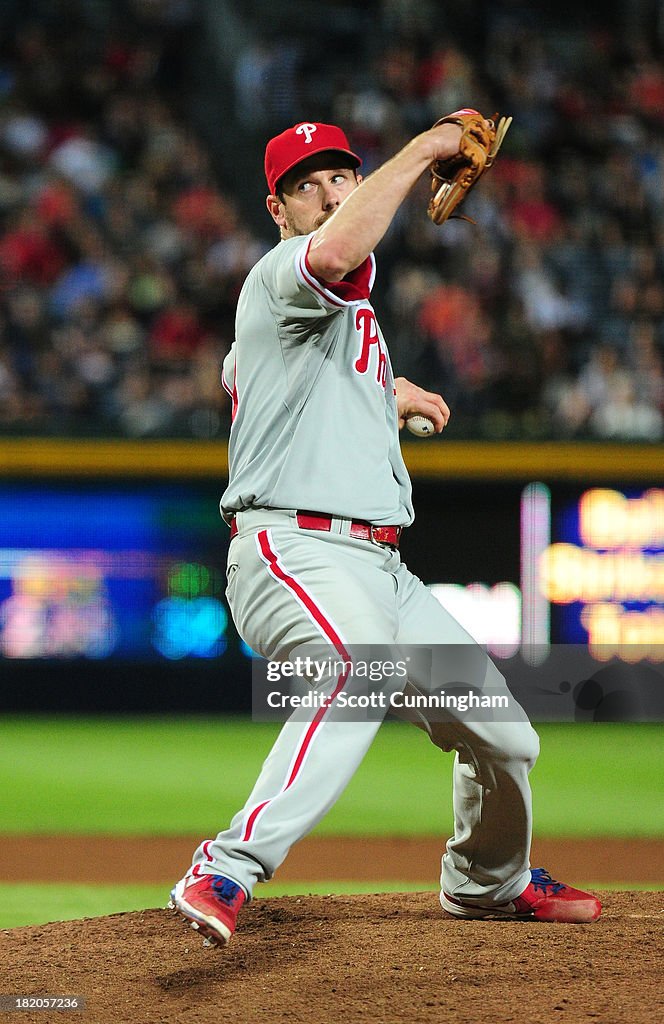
[2,891,662,1023]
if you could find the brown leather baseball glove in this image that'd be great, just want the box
[427,108,512,225]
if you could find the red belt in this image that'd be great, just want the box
[230,511,403,547]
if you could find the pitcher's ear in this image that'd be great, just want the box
[266,193,286,226]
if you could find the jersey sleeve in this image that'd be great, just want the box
[262,234,376,319]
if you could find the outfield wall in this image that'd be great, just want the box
[0,439,662,714]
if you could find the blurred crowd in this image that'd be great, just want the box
[1,0,664,439]
[0,0,255,438]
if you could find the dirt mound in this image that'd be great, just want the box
[2,891,662,1024]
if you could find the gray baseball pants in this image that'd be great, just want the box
[187,508,539,905]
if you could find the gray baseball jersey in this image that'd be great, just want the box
[220,233,413,526]
[174,227,539,925]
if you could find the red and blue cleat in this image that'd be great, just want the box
[169,873,246,946]
[441,868,602,923]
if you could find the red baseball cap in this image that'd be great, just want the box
[265,122,362,195]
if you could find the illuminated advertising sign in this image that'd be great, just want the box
[0,485,238,662]
[430,583,521,658]
[429,483,664,665]
[540,487,664,661]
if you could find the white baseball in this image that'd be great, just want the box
[406,415,436,437]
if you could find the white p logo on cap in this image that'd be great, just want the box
[296,123,317,145]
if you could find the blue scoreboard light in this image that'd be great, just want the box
[0,484,242,663]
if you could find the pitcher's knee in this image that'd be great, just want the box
[482,721,540,769]
[517,723,540,768]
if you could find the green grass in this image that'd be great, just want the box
[0,884,169,929]
[1,716,660,932]
[2,879,661,931]
[0,881,431,930]
[0,716,662,837]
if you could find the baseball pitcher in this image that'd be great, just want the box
[170,115,602,944]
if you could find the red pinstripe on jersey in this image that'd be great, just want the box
[240,528,352,842]
[221,359,239,422]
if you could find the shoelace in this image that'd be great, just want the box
[530,868,565,894]
[211,876,243,904]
